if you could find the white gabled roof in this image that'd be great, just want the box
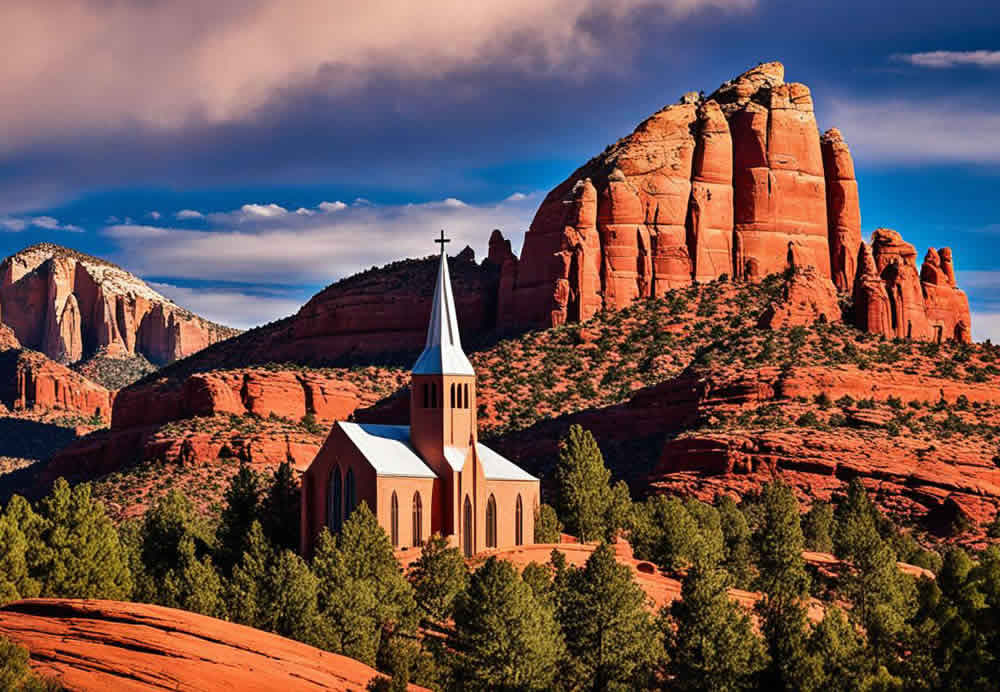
[476,443,539,482]
[412,251,475,376]
[338,422,437,478]
[443,446,468,473]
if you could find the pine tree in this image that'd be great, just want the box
[451,556,563,690]
[520,561,555,608]
[666,561,767,692]
[533,503,563,543]
[0,513,39,605]
[803,501,835,553]
[34,479,132,600]
[1,636,58,691]
[631,495,703,572]
[215,461,261,575]
[409,533,467,624]
[684,498,726,568]
[229,521,321,643]
[809,607,865,691]
[263,459,300,553]
[554,425,614,542]
[557,543,658,690]
[311,503,417,667]
[716,494,753,586]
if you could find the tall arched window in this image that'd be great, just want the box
[390,491,399,548]
[450,383,456,408]
[463,496,473,557]
[464,383,470,409]
[486,494,497,549]
[328,466,342,532]
[345,468,356,520]
[412,492,423,546]
[515,494,523,546]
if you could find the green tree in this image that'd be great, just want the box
[834,481,914,665]
[716,494,753,586]
[0,513,39,605]
[33,479,132,600]
[263,459,300,553]
[520,562,555,608]
[409,533,467,624]
[215,461,261,575]
[554,425,625,542]
[229,522,321,643]
[451,557,563,690]
[665,561,767,691]
[0,636,58,691]
[630,496,705,572]
[129,490,222,616]
[803,501,835,553]
[311,502,417,667]
[533,503,563,543]
[557,543,658,690]
[809,606,865,691]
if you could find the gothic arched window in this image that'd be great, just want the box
[515,494,523,546]
[328,466,342,533]
[412,491,423,546]
[486,494,497,549]
[345,468,356,520]
[390,491,399,548]
[463,496,473,557]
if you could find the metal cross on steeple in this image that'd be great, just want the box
[435,229,450,255]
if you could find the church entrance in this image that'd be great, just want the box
[463,496,473,557]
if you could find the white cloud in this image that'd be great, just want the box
[148,281,306,330]
[826,98,1000,164]
[15,215,85,232]
[1,218,28,232]
[318,201,347,213]
[103,193,539,285]
[505,192,528,201]
[148,211,161,220]
[0,0,754,149]
[236,203,289,219]
[295,207,315,216]
[895,50,1000,69]
[176,209,204,220]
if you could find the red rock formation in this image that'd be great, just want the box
[921,247,973,343]
[0,322,20,350]
[759,254,841,330]
[871,228,932,340]
[689,101,735,282]
[0,349,113,420]
[0,243,237,365]
[0,599,424,692]
[852,242,894,336]
[822,128,863,292]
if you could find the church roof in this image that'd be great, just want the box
[412,251,475,377]
[476,442,539,481]
[338,422,437,478]
[338,422,537,482]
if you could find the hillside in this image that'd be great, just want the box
[0,242,239,367]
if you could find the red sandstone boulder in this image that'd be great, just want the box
[0,599,424,691]
[0,243,237,365]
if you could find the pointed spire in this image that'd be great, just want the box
[412,239,475,376]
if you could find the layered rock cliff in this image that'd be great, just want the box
[497,61,971,343]
[0,243,239,365]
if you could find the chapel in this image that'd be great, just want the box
[300,235,540,557]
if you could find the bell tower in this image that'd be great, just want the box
[409,231,478,478]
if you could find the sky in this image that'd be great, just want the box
[1,0,999,337]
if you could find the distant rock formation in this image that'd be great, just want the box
[852,230,972,343]
[0,243,238,365]
[496,61,971,342]
[0,349,113,420]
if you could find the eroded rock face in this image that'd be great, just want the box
[0,349,113,420]
[497,61,971,342]
[759,259,841,330]
[850,230,973,343]
[0,244,237,365]
[822,128,863,292]
[0,599,423,692]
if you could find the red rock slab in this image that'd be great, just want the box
[0,599,426,692]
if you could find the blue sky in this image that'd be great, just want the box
[1,0,998,336]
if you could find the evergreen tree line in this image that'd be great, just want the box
[2,427,1000,690]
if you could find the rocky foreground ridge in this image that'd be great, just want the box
[0,243,238,365]
[0,599,424,691]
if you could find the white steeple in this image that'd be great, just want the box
[412,233,475,376]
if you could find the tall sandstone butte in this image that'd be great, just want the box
[498,61,971,343]
[0,243,238,365]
